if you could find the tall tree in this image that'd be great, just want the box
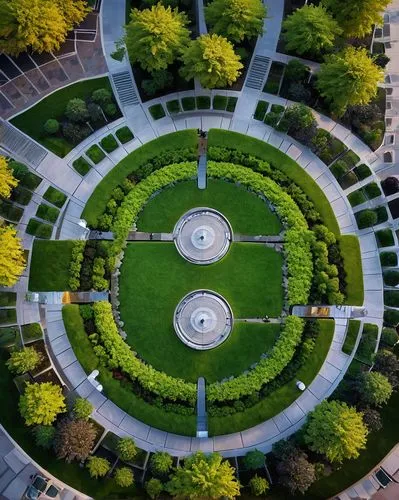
[316,47,383,116]
[304,400,368,463]
[205,0,266,43]
[0,156,18,199]
[166,451,241,499]
[180,34,243,89]
[125,3,190,74]
[19,382,66,426]
[0,0,89,56]
[322,0,390,39]
[282,5,342,56]
[0,225,25,287]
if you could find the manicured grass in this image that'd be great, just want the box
[0,200,23,222]
[254,100,269,121]
[0,309,17,325]
[100,134,118,153]
[72,157,91,176]
[376,229,395,247]
[342,320,361,355]
[0,292,16,307]
[29,240,74,291]
[213,95,227,110]
[209,320,335,435]
[137,179,282,235]
[10,77,113,158]
[86,144,106,164]
[36,203,60,223]
[43,186,67,208]
[149,103,166,120]
[115,126,134,144]
[182,97,196,111]
[207,129,340,235]
[21,323,43,342]
[82,130,198,226]
[347,189,366,207]
[26,219,53,239]
[339,235,364,306]
[119,242,283,382]
[63,305,196,435]
[226,96,237,112]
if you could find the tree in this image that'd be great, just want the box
[43,119,60,135]
[73,397,93,420]
[180,34,243,89]
[249,475,269,496]
[358,371,393,407]
[150,451,173,475]
[117,437,137,462]
[65,98,89,123]
[304,400,368,463]
[6,347,43,374]
[0,0,88,56]
[279,103,317,145]
[125,4,190,73]
[86,456,111,478]
[205,0,266,43]
[166,451,240,499]
[146,478,163,499]
[243,449,265,470]
[316,47,384,116]
[357,209,378,229]
[0,226,25,287]
[62,122,91,144]
[54,419,96,462]
[374,349,399,388]
[282,5,342,56]
[19,382,66,426]
[0,156,18,199]
[362,407,383,432]
[32,425,56,449]
[114,467,134,487]
[322,0,390,39]
[142,70,173,96]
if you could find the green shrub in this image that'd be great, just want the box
[348,189,366,207]
[330,160,348,179]
[0,292,16,307]
[271,104,285,114]
[26,219,52,239]
[0,310,17,326]
[249,475,269,496]
[150,451,173,475]
[364,182,381,199]
[100,134,118,153]
[86,456,111,478]
[339,171,358,189]
[356,209,378,229]
[182,97,196,111]
[115,126,134,144]
[213,95,227,110]
[243,449,265,470]
[117,438,136,462]
[86,145,106,164]
[354,164,372,180]
[254,100,269,121]
[73,397,93,420]
[380,252,397,267]
[146,478,163,499]
[6,347,43,374]
[196,96,211,109]
[11,186,33,205]
[226,97,237,112]
[33,425,56,449]
[114,467,134,487]
[376,229,394,247]
[21,323,42,341]
[384,309,399,327]
[104,103,118,118]
[43,187,67,208]
[356,323,378,364]
[149,104,166,120]
[0,201,23,222]
[72,157,91,176]
[68,241,85,291]
[381,327,398,347]
[166,100,181,114]
[375,206,388,224]
[65,98,89,123]
[384,270,399,286]
[43,119,59,135]
[92,257,108,290]
[92,88,112,106]
[36,204,60,223]
[384,291,399,307]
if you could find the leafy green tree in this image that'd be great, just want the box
[92,88,112,106]
[125,4,190,73]
[304,400,368,463]
[317,46,383,116]
[146,478,163,499]
[180,34,243,89]
[55,419,96,462]
[358,371,393,407]
[205,0,266,43]
[19,382,66,426]
[166,451,240,498]
[374,350,399,388]
[142,70,173,96]
[279,103,317,145]
[249,475,269,496]
[0,156,18,199]
[73,397,93,420]
[117,437,137,462]
[322,0,390,38]
[65,98,89,123]
[0,226,26,287]
[7,347,43,374]
[243,449,265,470]
[43,119,59,135]
[62,122,91,144]
[32,425,56,449]
[282,5,342,56]
[276,452,316,494]
[86,456,111,478]
[362,407,383,432]
[114,467,134,487]
[150,451,173,475]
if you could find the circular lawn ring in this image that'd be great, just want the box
[173,289,233,350]
[173,207,233,265]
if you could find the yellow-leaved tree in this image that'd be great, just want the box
[0,225,26,287]
[0,156,18,199]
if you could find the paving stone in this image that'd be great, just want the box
[267,131,283,149]
[364,273,383,290]
[173,117,187,131]
[119,415,150,441]
[190,438,214,453]
[220,117,232,130]
[86,388,107,409]
[327,350,348,370]
[50,335,70,355]
[93,157,114,177]
[147,428,167,447]
[185,116,202,130]
[56,348,77,369]
[362,256,381,275]
[202,115,223,131]
[283,402,305,425]
[241,418,279,447]
[324,183,342,202]
[98,400,126,427]
[305,161,325,179]
[279,139,291,153]
[363,291,384,319]
[337,212,354,230]
[359,233,378,253]
[73,169,102,204]
[46,320,66,340]
[165,434,192,452]
[331,123,351,141]
[308,374,332,399]
[63,360,86,389]
[75,379,96,399]
[331,198,348,217]
[296,389,319,413]
[286,144,303,161]
[272,412,291,432]
[213,433,243,451]
[247,123,267,140]
[46,310,62,323]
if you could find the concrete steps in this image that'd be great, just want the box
[245,55,271,90]
[111,71,140,107]
[0,120,48,167]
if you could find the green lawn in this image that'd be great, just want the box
[63,305,196,435]
[137,179,282,235]
[119,242,283,382]
[339,235,364,306]
[209,320,335,435]
[342,319,361,355]
[11,77,113,158]
[207,129,340,235]
[29,240,74,291]
[82,130,198,226]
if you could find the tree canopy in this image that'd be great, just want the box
[282,5,342,56]
[125,3,190,73]
[0,0,89,56]
[180,34,243,89]
[316,47,384,116]
[0,225,26,287]
[304,400,368,463]
[322,0,390,38]
[0,157,18,199]
[19,382,66,426]
[205,0,266,43]
[166,451,241,499]
[358,371,393,407]
[55,419,96,462]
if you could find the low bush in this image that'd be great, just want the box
[21,323,42,341]
[354,164,372,180]
[114,467,134,487]
[364,182,382,199]
[342,320,361,355]
[384,291,399,307]
[0,292,16,307]
[36,204,59,224]
[73,397,93,420]
[11,186,33,205]
[72,157,91,176]
[0,309,17,326]
[43,187,67,208]
[196,96,211,109]
[330,160,349,179]
[381,327,398,347]
[254,101,269,121]
[149,104,166,120]
[376,206,388,224]
[0,201,23,222]
[311,129,346,165]
[338,171,358,189]
[348,190,366,207]
[86,145,106,164]
[213,95,227,110]
[380,252,397,267]
[26,219,52,239]
[356,209,377,229]
[9,161,42,190]
[100,134,118,153]
[181,97,195,111]
[117,437,137,462]
[115,126,134,144]
[92,257,108,290]
[43,119,59,135]
[381,176,399,195]
[384,270,399,286]
[68,241,85,291]
[226,97,237,112]
[376,229,394,247]
[384,309,399,327]
[166,100,181,114]
[356,323,378,364]
[340,150,360,168]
